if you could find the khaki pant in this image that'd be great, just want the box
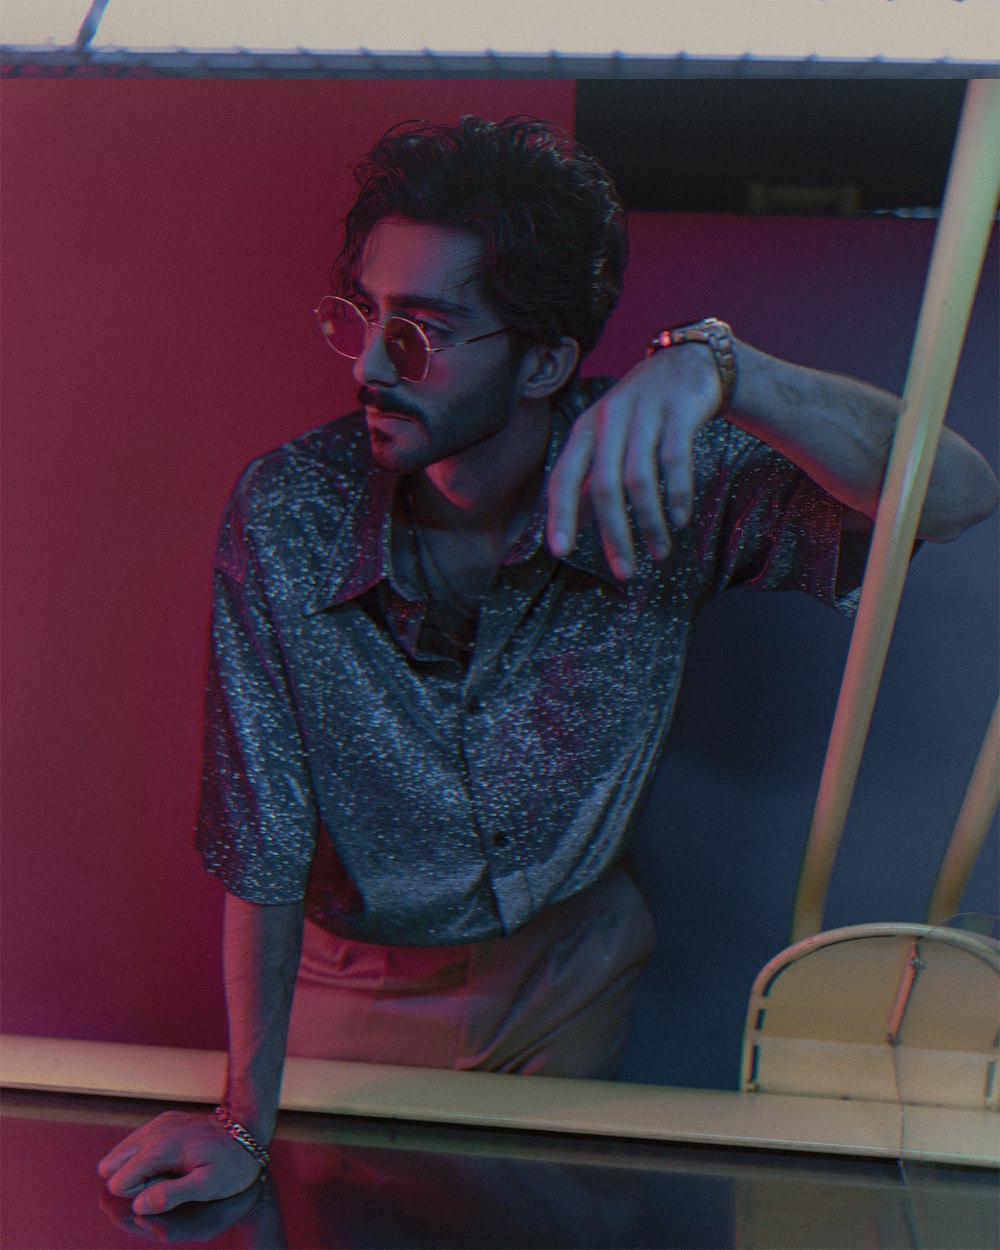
[287,867,654,1079]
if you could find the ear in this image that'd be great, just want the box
[516,337,581,401]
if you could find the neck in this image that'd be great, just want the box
[409,399,552,546]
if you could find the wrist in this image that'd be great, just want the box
[646,317,737,411]
[644,336,724,415]
[220,1103,276,1149]
[213,1104,272,1168]
[222,1073,279,1146]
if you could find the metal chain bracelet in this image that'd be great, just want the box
[213,1104,271,1169]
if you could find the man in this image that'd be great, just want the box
[100,116,998,1214]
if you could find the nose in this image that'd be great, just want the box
[352,323,398,388]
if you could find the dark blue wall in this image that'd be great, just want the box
[586,215,999,1088]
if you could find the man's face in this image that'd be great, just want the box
[351,216,523,474]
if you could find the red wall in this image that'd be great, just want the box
[0,81,575,1046]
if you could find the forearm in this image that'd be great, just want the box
[728,340,999,542]
[222,893,304,1145]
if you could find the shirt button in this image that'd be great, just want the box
[492,832,509,848]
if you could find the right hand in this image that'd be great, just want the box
[547,346,722,579]
[97,1110,264,1215]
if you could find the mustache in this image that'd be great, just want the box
[358,387,425,422]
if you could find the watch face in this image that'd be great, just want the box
[674,319,728,340]
[674,326,711,345]
[649,320,733,363]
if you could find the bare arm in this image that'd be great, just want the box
[548,341,999,579]
[729,342,999,543]
[221,894,304,1145]
[98,897,303,1215]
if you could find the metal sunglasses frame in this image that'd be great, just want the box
[314,295,512,383]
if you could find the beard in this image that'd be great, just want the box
[359,359,521,474]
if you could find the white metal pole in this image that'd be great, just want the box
[925,697,1000,927]
[791,79,1000,944]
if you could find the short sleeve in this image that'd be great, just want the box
[697,423,861,617]
[195,489,318,903]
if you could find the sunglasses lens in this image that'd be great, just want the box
[385,318,428,382]
[316,300,429,380]
[317,297,367,359]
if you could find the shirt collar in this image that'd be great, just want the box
[303,382,621,616]
[303,462,397,615]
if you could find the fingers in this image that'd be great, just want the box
[131,1165,212,1215]
[549,391,694,580]
[105,1144,182,1199]
[623,402,675,561]
[547,415,594,559]
[133,1156,262,1216]
[99,1116,178,1191]
[98,1135,141,1179]
[590,395,636,580]
[658,420,696,529]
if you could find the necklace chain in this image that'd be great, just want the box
[402,488,480,652]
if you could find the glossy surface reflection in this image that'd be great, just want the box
[3,1091,997,1250]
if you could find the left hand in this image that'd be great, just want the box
[98,1109,263,1214]
[546,345,723,579]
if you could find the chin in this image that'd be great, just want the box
[367,427,430,474]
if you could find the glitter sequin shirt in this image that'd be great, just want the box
[196,378,859,945]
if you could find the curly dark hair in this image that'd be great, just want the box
[332,115,629,358]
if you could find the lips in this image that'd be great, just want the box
[367,408,413,423]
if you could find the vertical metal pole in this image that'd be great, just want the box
[791,80,1000,944]
[925,697,1000,927]
[74,0,110,52]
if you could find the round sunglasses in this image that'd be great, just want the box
[314,296,512,383]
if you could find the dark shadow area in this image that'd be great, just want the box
[577,80,965,214]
